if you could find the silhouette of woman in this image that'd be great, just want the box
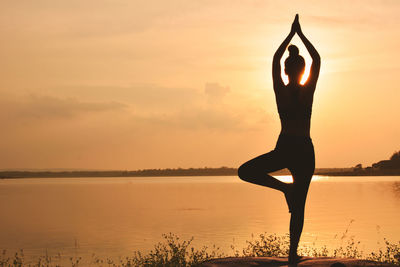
[238,14,320,263]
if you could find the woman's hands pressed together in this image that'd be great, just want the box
[291,14,302,35]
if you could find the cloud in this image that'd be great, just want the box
[128,90,269,132]
[204,82,230,104]
[52,84,202,112]
[0,82,271,135]
[133,107,243,131]
[0,93,127,125]
[117,82,268,132]
[23,95,126,118]
[72,83,270,131]
[0,82,272,169]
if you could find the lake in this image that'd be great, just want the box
[0,176,399,264]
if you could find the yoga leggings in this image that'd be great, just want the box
[238,134,315,210]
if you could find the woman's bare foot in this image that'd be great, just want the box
[288,254,302,264]
[284,183,294,213]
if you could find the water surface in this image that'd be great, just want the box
[0,176,399,262]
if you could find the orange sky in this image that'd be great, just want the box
[0,1,399,170]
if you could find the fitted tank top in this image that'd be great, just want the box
[278,104,312,120]
[277,87,312,121]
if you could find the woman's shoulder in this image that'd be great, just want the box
[302,80,318,93]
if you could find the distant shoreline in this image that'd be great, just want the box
[1,167,400,178]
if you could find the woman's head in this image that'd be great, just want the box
[284,45,305,84]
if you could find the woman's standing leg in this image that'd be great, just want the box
[288,175,312,262]
[288,143,315,263]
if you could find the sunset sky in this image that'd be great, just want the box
[0,0,399,170]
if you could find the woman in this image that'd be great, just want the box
[238,14,320,263]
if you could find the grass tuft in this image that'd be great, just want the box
[1,233,400,266]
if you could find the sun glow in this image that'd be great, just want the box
[300,57,312,85]
[276,175,326,183]
[275,175,293,183]
[299,44,313,85]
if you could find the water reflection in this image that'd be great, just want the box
[0,176,399,262]
[392,182,400,198]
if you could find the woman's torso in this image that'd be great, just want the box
[274,83,314,137]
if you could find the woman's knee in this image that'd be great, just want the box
[238,162,254,182]
[237,163,247,181]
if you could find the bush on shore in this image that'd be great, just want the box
[1,233,399,267]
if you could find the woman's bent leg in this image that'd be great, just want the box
[238,150,288,192]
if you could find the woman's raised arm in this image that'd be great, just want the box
[295,16,321,87]
[272,16,297,89]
